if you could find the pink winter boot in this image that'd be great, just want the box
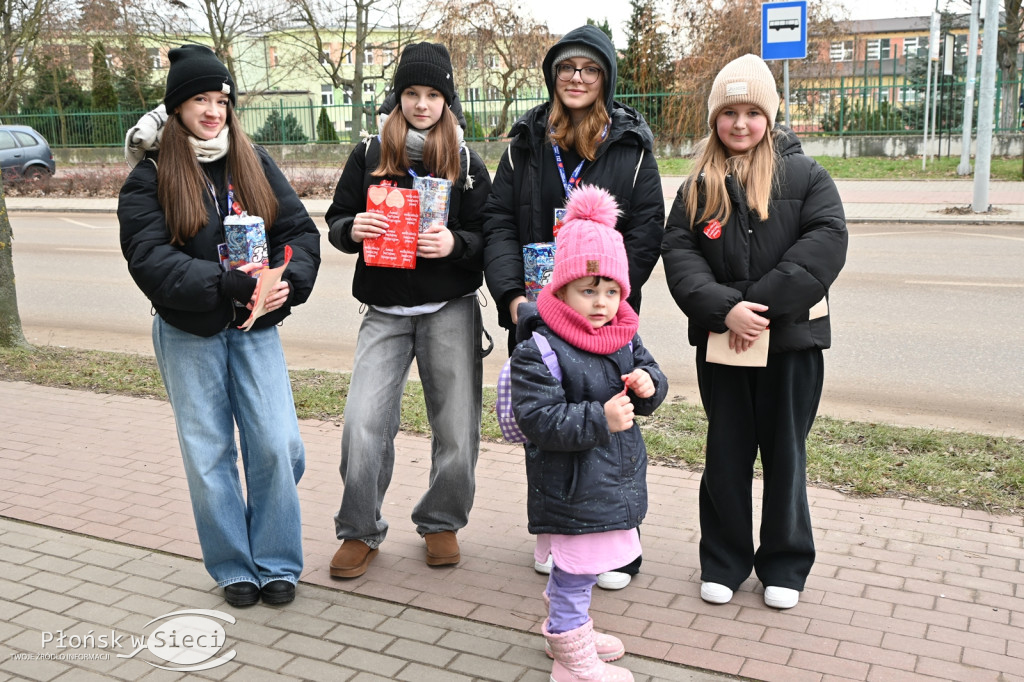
[542,591,625,662]
[543,618,633,682]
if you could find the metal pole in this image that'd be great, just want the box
[922,56,932,170]
[784,60,791,127]
[929,50,941,163]
[973,0,999,212]
[957,0,980,175]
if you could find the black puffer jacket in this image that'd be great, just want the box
[118,148,321,337]
[661,127,848,353]
[510,304,668,535]
[324,135,491,307]
[482,25,664,330]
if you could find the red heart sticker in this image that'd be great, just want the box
[703,219,722,239]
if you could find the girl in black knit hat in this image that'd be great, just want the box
[324,42,492,580]
[118,44,321,609]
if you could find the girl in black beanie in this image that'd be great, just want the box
[324,42,492,579]
[118,44,320,608]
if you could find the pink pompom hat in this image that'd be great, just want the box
[547,184,629,299]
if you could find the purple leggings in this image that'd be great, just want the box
[546,565,598,634]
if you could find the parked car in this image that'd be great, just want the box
[0,125,56,181]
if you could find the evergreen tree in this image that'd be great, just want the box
[91,42,120,144]
[316,107,338,142]
[617,0,672,130]
[254,110,309,144]
[586,18,615,46]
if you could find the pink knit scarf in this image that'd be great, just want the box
[536,288,639,355]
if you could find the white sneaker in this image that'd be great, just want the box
[764,586,799,609]
[534,554,553,575]
[597,571,631,590]
[700,582,734,604]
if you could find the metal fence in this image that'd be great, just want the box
[6,76,1022,148]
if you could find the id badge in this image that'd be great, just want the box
[552,208,567,240]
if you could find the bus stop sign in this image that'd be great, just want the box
[762,0,807,61]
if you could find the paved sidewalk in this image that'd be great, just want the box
[2,381,1023,681]
[7,177,1024,224]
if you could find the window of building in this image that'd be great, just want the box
[321,84,334,106]
[319,51,330,66]
[269,46,278,68]
[903,37,928,59]
[363,83,375,102]
[897,87,920,104]
[343,85,353,104]
[486,54,500,68]
[866,38,891,60]
[829,41,853,62]
[148,48,162,69]
[467,54,478,69]
[487,86,499,100]
[344,50,353,65]
[364,47,374,65]
[466,87,480,100]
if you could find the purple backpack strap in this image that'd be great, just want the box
[531,332,561,382]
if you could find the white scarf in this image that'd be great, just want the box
[189,127,230,163]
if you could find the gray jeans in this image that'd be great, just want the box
[334,295,483,546]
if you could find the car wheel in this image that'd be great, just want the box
[23,166,50,181]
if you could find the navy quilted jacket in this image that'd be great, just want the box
[509,304,668,535]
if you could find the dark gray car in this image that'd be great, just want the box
[0,125,56,180]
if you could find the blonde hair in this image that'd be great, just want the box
[547,95,610,162]
[373,105,462,182]
[158,107,278,246]
[684,124,779,228]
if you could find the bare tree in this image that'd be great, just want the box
[997,0,1022,130]
[0,179,28,348]
[433,0,549,138]
[0,0,58,114]
[278,0,428,139]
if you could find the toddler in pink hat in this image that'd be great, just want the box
[508,184,669,681]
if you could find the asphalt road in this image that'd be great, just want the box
[9,211,1024,438]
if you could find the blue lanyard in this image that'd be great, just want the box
[407,168,432,179]
[205,175,239,217]
[551,124,609,199]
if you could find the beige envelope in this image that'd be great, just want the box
[706,330,770,367]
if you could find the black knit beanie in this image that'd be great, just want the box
[392,43,456,104]
[164,45,237,112]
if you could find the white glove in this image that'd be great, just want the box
[124,104,167,168]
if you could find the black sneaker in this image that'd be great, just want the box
[223,582,259,607]
[260,580,296,605]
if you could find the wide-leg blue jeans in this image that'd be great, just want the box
[153,316,305,588]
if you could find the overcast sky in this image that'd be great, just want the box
[522,0,959,47]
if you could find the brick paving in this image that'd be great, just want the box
[2,381,1022,681]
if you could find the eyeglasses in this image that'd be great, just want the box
[555,63,603,84]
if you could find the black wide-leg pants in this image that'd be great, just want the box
[695,346,823,592]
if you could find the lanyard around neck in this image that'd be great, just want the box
[551,123,609,199]
[205,175,243,217]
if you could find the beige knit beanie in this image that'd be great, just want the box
[707,54,780,129]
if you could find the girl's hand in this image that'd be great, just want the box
[417,224,454,258]
[255,280,290,312]
[351,212,389,243]
[509,295,529,324]
[623,369,655,399]
[725,301,769,347]
[604,393,635,433]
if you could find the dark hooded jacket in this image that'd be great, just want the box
[118,147,321,337]
[483,25,665,332]
[324,95,491,307]
[510,303,668,535]
[661,127,848,353]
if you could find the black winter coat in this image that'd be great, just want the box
[482,25,664,330]
[662,128,848,353]
[510,304,668,535]
[118,148,321,337]
[325,137,491,307]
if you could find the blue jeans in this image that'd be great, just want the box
[334,296,483,546]
[153,316,305,588]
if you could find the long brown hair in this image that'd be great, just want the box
[547,95,610,162]
[373,105,462,182]
[684,125,779,228]
[157,106,278,245]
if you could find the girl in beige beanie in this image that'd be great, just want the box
[662,53,848,611]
